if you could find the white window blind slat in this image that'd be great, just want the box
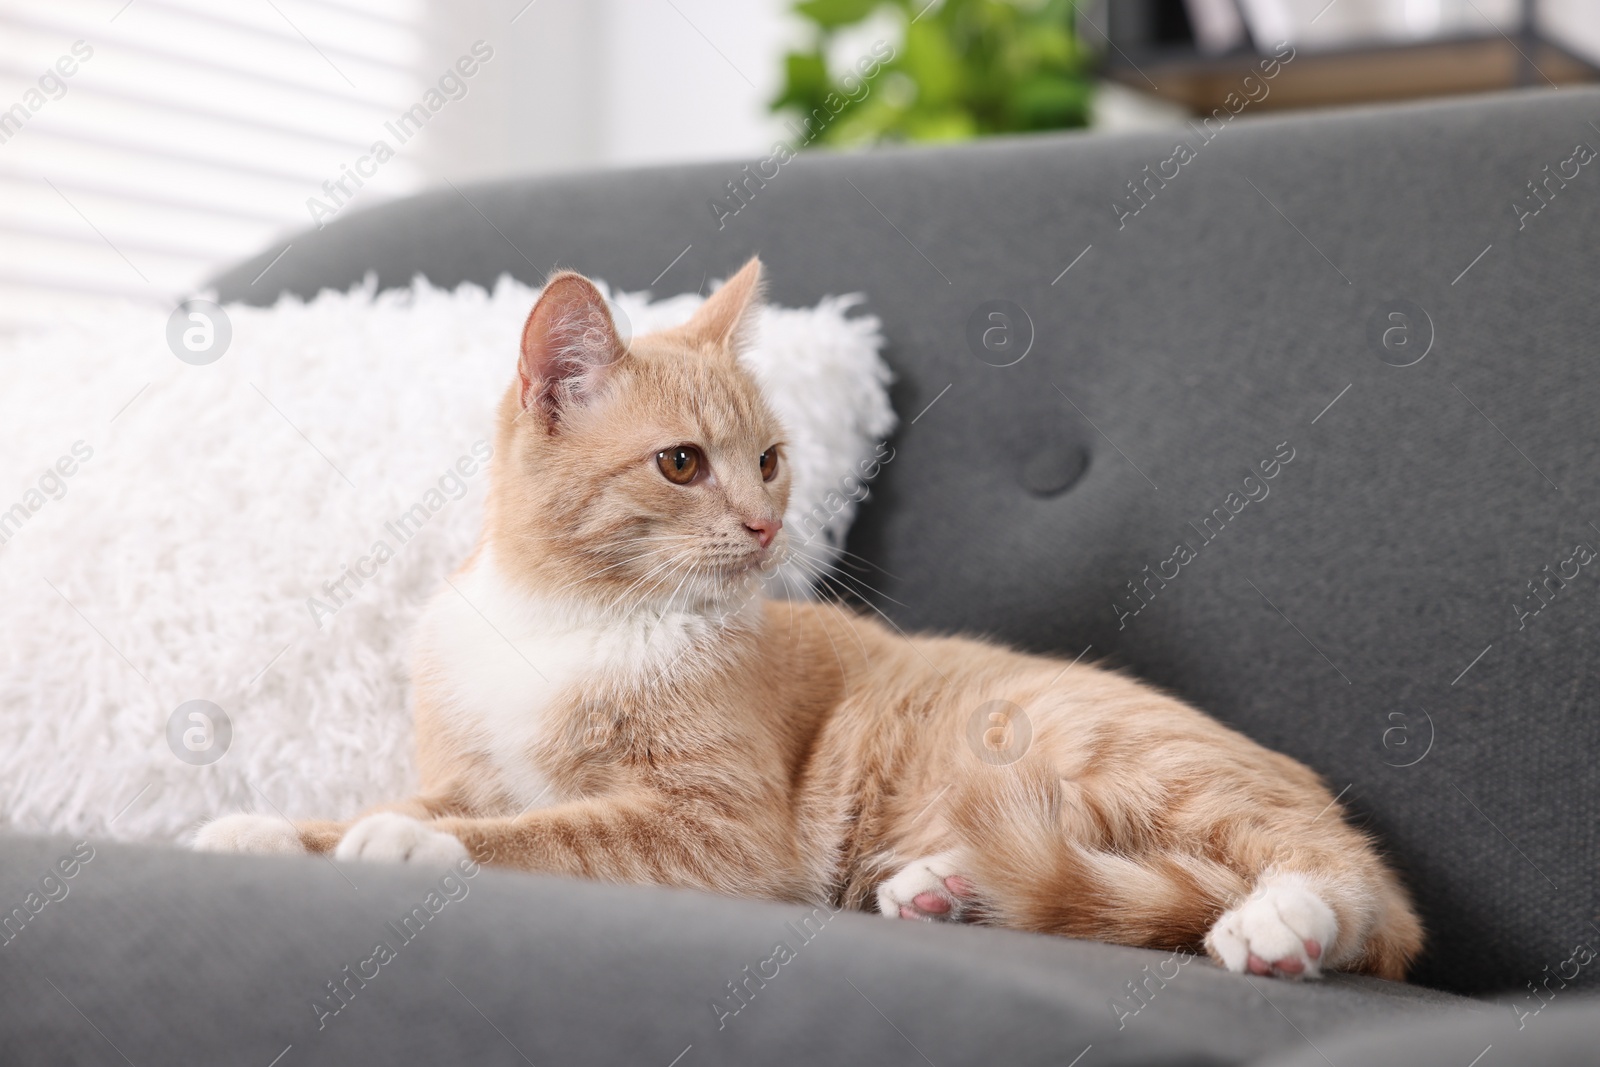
[131,0,423,73]
[0,231,206,297]
[0,22,411,140]
[0,62,375,154]
[0,0,431,330]
[7,4,422,109]
[0,278,144,332]
[0,178,278,260]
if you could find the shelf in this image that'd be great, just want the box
[1104,35,1600,115]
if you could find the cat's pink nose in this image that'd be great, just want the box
[745,517,781,549]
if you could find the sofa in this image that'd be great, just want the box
[3,85,1598,1064]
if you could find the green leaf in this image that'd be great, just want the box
[770,50,830,113]
[902,19,963,106]
[784,0,1092,146]
[1010,74,1091,130]
[904,107,977,142]
[794,0,880,28]
[821,95,902,147]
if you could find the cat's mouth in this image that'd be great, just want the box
[717,551,772,578]
[697,541,781,584]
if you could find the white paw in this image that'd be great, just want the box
[193,814,303,855]
[876,852,976,922]
[334,812,469,866]
[1206,875,1338,980]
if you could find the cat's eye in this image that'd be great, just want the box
[657,445,702,485]
[759,447,779,482]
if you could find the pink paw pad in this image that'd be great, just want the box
[876,854,972,923]
[944,875,975,897]
[1248,951,1309,977]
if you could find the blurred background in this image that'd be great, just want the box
[1,0,1597,333]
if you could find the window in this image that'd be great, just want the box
[0,0,428,331]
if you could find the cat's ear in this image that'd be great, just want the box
[519,272,626,421]
[677,256,764,354]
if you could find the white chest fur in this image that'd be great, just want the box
[413,546,736,808]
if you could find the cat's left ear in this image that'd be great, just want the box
[519,272,627,422]
[676,256,764,354]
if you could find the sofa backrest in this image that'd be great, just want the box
[216,86,1600,995]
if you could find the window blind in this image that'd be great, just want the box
[0,0,428,331]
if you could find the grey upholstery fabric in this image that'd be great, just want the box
[1250,997,1600,1067]
[212,86,1600,999]
[0,837,1476,1067]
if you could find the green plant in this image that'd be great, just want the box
[772,0,1094,147]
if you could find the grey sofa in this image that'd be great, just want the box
[5,86,1598,1064]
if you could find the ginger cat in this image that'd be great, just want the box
[198,259,1423,981]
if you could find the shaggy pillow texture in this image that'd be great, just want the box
[0,276,893,843]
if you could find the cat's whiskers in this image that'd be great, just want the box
[484,533,690,601]
[526,530,699,602]
[815,542,901,582]
[640,557,701,659]
[786,544,908,609]
[790,566,873,663]
[613,549,729,629]
[783,549,923,672]
[637,557,746,690]
[605,553,693,619]
[540,543,684,597]
[775,563,854,676]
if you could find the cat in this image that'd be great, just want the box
[197,258,1424,981]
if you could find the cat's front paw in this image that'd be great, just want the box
[1205,876,1338,980]
[194,814,304,854]
[334,812,469,865]
[876,852,976,922]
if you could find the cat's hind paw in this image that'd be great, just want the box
[193,813,304,854]
[1205,875,1338,980]
[876,852,976,922]
[334,812,468,866]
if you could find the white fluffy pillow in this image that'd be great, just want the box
[0,275,893,842]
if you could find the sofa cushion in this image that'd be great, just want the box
[1250,995,1600,1067]
[0,836,1476,1067]
[214,87,1600,995]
